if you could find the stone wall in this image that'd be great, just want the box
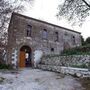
[7,12,81,65]
[38,65,90,77]
[40,55,90,67]
[38,55,90,77]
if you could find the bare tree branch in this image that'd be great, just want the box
[57,0,90,26]
[0,0,33,45]
[82,0,90,7]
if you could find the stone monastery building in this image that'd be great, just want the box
[7,12,81,68]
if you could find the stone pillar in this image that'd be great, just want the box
[11,48,18,68]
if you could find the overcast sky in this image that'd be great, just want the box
[22,0,90,39]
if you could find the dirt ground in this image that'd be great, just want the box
[0,68,84,90]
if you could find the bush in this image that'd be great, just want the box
[85,37,90,44]
[61,45,90,55]
[0,64,12,69]
[81,36,85,45]
[70,64,89,68]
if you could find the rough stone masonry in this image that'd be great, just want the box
[38,55,90,77]
[7,12,81,68]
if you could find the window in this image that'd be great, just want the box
[72,35,76,45]
[64,32,68,36]
[55,32,59,41]
[51,48,54,52]
[42,29,48,40]
[27,25,32,37]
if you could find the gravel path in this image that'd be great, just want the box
[0,68,83,90]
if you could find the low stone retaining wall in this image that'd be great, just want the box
[38,64,90,78]
[41,55,90,67]
[38,55,90,77]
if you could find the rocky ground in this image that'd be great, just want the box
[0,68,87,90]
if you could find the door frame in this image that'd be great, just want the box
[19,45,32,68]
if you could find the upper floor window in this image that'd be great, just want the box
[55,32,59,42]
[42,29,48,40]
[64,32,68,36]
[27,25,32,37]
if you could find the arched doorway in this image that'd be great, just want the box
[19,45,32,68]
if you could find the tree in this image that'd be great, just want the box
[0,0,33,45]
[81,36,85,45]
[85,37,90,44]
[57,0,90,26]
[0,0,33,62]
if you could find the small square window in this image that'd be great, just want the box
[51,48,54,52]
[64,32,68,36]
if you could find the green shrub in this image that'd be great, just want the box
[61,45,90,55]
[85,37,90,44]
[70,64,89,68]
[0,64,12,69]
[81,36,85,45]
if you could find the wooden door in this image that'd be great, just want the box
[19,51,25,68]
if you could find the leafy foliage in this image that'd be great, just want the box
[81,36,85,45]
[61,44,90,55]
[81,36,90,45]
[70,63,89,68]
[85,37,90,44]
[0,64,12,69]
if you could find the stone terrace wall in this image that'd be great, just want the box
[38,55,90,77]
[40,55,90,67]
[38,65,90,77]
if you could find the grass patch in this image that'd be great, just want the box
[70,64,89,68]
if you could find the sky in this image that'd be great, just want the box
[22,0,90,39]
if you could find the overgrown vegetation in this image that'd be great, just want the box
[0,64,12,69]
[61,45,90,55]
[61,36,90,55]
[70,64,89,68]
